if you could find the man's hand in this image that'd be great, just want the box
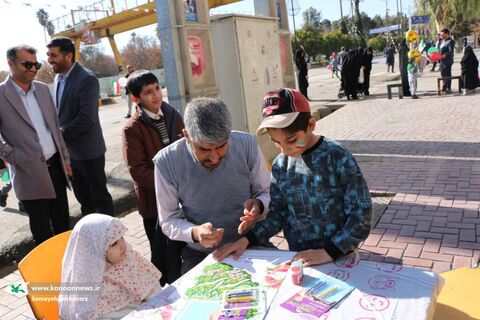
[65,164,73,177]
[238,199,262,234]
[292,249,333,267]
[192,222,224,249]
[213,237,249,261]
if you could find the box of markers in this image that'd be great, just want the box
[218,287,267,320]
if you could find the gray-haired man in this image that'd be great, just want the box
[153,97,270,275]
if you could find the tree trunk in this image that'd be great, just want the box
[354,0,366,47]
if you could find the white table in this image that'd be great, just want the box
[123,249,441,320]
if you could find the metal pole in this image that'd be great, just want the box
[339,0,343,20]
[399,0,403,33]
[396,0,401,34]
[291,0,297,45]
[155,0,186,113]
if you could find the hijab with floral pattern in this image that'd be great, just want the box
[59,214,162,319]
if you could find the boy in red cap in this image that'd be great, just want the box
[214,88,372,267]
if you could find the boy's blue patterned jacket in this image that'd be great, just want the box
[246,137,372,259]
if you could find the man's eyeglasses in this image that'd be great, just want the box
[16,60,42,70]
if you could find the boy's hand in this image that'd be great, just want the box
[292,249,333,267]
[238,199,262,234]
[213,237,249,261]
[192,222,224,249]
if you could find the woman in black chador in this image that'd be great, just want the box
[295,47,309,100]
[341,48,363,100]
[398,40,411,97]
[460,46,479,94]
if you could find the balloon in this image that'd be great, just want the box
[427,47,440,54]
[408,49,422,60]
[406,30,418,43]
[418,56,428,68]
[429,51,442,62]
[118,77,128,87]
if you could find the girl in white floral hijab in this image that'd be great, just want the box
[59,214,162,319]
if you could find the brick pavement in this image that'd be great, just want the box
[314,94,480,273]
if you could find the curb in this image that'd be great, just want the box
[0,191,137,277]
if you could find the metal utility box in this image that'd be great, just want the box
[211,14,284,162]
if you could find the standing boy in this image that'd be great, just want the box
[122,70,184,284]
[214,88,372,267]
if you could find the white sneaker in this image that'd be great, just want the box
[463,89,468,95]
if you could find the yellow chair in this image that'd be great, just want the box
[18,230,72,320]
[433,267,480,320]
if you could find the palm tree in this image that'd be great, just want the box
[353,0,366,46]
[36,8,50,44]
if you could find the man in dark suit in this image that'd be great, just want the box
[0,45,72,245]
[47,37,113,216]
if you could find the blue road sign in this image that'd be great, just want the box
[411,15,429,25]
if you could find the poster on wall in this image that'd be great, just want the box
[184,0,197,21]
[276,1,283,29]
[188,35,205,77]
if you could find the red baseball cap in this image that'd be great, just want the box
[256,88,310,134]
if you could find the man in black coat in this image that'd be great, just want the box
[361,47,373,95]
[439,28,455,93]
[47,37,113,216]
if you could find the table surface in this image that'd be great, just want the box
[123,249,441,320]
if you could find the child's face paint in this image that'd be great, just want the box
[295,141,306,149]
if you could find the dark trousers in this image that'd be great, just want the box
[151,224,186,286]
[363,69,371,94]
[71,155,113,216]
[23,154,70,245]
[180,246,208,276]
[143,218,157,254]
[440,63,452,90]
[298,72,309,100]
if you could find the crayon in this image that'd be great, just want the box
[227,297,253,303]
[314,286,337,300]
[227,291,253,298]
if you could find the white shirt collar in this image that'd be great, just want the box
[9,75,35,95]
[142,105,164,120]
[59,62,76,81]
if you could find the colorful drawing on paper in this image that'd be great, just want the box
[264,263,290,289]
[185,262,260,300]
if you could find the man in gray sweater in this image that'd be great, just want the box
[154,97,270,274]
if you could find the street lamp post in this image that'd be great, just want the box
[288,0,301,46]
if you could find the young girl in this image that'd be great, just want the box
[329,53,338,78]
[59,214,162,319]
[407,57,419,99]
